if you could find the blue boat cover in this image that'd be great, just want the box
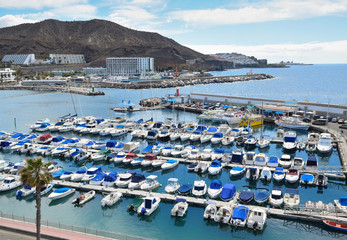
[210,180,222,189]
[178,184,193,194]
[239,190,254,202]
[53,136,64,142]
[268,157,278,163]
[160,130,168,134]
[54,188,71,193]
[285,188,299,195]
[213,132,223,138]
[131,174,145,183]
[232,166,244,171]
[232,206,249,221]
[115,143,124,148]
[284,136,296,143]
[91,172,106,181]
[0,141,10,147]
[27,134,38,139]
[301,174,314,182]
[274,168,285,174]
[339,197,347,206]
[255,190,270,202]
[176,198,186,202]
[136,119,143,124]
[87,166,102,174]
[133,158,143,161]
[62,171,73,175]
[62,139,72,144]
[210,160,222,167]
[104,172,117,182]
[76,169,87,174]
[231,152,243,163]
[220,184,236,200]
[52,170,64,178]
[196,125,207,131]
[306,156,318,166]
[193,130,201,134]
[85,141,94,146]
[164,146,174,149]
[11,133,22,138]
[95,119,104,124]
[142,145,153,152]
[166,160,177,164]
[106,140,117,148]
[214,148,225,154]
[207,127,218,132]
[116,125,125,128]
[55,122,64,126]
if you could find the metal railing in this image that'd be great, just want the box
[0,211,154,240]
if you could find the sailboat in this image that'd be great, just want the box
[258,102,270,148]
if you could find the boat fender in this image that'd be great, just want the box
[16,190,22,198]
[141,207,146,214]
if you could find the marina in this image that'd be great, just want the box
[0,65,346,239]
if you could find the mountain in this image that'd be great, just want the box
[0,19,230,70]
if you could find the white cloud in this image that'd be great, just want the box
[169,0,347,27]
[0,15,38,28]
[186,40,347,64]
[0,0,87,9]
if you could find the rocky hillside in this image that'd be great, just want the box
[0,19,230,70]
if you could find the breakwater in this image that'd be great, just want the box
[80,73,273,89]
[0,85,105,96]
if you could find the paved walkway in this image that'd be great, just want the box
[0,217,114,240]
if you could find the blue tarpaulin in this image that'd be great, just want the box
[232,206,249,221]
[220,184,236,201]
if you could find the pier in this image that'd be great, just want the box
[52,180,347,224]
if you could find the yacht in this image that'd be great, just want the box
[282,131,297,151]
[192,180,207,197]
[275,117,310,130]
[317,133,333,153]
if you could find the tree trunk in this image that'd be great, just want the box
[36,185,41,240]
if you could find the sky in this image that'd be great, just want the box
[0,0,346,63]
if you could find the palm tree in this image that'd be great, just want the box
[19,157,53,240]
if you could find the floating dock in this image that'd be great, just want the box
[52,180,347,224]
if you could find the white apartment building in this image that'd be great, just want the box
[106,57,154,76]
[0,68,15,81]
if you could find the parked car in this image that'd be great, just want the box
[302,118,311,123]
[312,119,327,126]
[338,119,345,124]
[332,118,337,123]
[339,124,347,129]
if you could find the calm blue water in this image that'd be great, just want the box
[0,64,346,239]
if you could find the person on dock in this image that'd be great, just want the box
[341,130,344,137]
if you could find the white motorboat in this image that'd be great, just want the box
[115,173,133,188]
[110,128,128,137]
[207,180,223,199]
[208,160,223,175]
[300,174,315,185]
[273,167,285,182]
[59,122,74,132]
[72,190,95,205]
[188,149,201,160]
[164,178,180,193]
[161,146,174,157]
[123,153,138,164]
[211,149,225,161]
[306,142,317,152]
[128,173,146,189]
[246,167,260,181]
[258,137,270,149]
[140,175,160,191]
[180,131,192,141]
[140,154,156,167]
[254,153,268,166]
[192,180,207,197]
[113,152,126,163]
[137,195,160,216]
[81,166,102,182]
[334,197,347,213]
[201,149,212,161]
[101,191,122,207]
[230,128,242,137]
[285,169,299,183]
[48,188,76,201]
[315,172,328,188]
[194,161,209,174]
[123,142,140,153]
[221,136,234,146]
[214,206,233,224]
[200,134,212,143]
[89,172,107,185]
[152,159,165,168]
[275,117,310,131]
[51,147,70,157]
[70,167,87,182]
[171,145,184,157]
[230,206,249,228]
[317,133,333,153]
[211,132,223,144]
[247,208,267,231]
[0,160,6,171]
[190,130,203,142]
[203,202,217,220]
[306,132,319,152]
[130,158,144,166]
[147,129,159,140]
[282,131,297,151]
[244,137,257,149]
[16,185,35,198]
[180,145,194,158]
[230,166,246,177]
[161,160,179,170]
[269,188,283,207]
[169,131,181,141]
[0,177,21,191]
[244,152,255,165]
[171,198,188,217]
[279,154,292,168]
[102,172,118,187]
[284,189,300,208]
[60,171,74,180]
[260,167,272,182]
[291,158,304,169]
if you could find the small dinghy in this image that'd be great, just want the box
[48,188,75,201]
[230,206,249,228]
[273,167,285,182]
[207,180,223,199]
[246,167,260,181]
[16,185,35,198]
[239,186,254,204]
[214,205,233,224]
[140,175,160,191]
[247,208,267,231]
[35,183,54,196]
[220,184,236,201]
[101,191,122,207]
[171,198,188,217]
[291,158,304,170]
[230,166,246,177]
[164,178,180,193]
[315,172,328,188]
[254,188,270,204]
[178,184,193,195]
[72,190,95,205]
[204,201,217,220]
[260,167,272,182]
[138,195,160,216]
[127,198,144,212]
[322,220,347,232]
[194,162,209,174]
[284,188,300,208]
[60,171,73,180]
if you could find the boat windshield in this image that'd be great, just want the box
[120,177,131,181]
[194,186,205,191]
[271,194,282,199]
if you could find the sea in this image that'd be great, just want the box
[0,64,346,240]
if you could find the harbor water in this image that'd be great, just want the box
[0,64,346,239]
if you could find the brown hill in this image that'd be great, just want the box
[0,19,230,70]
